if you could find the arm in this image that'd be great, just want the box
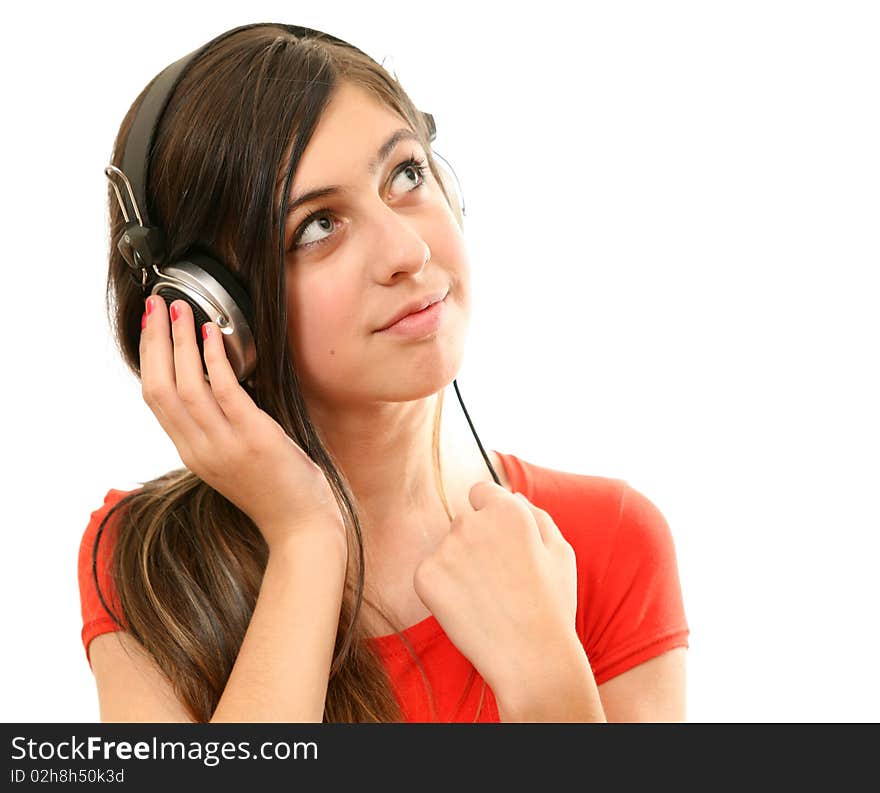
[210,528,347,722]
[90,526,347,723]
[493,636,686,723]
[597,647,686,722]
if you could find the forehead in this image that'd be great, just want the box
[291,83,413,185]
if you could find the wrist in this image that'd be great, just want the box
[268,524,348,567]
[489,623,582,692]
[493,629,604,723]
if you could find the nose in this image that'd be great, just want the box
[371,201,431,280]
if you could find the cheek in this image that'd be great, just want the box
[285,277,361,371]
[433,222,472,317]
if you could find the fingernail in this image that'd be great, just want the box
[141,311,147,329]
[201,323,210,340]
[170,302,181,322]
[145,297,154,316]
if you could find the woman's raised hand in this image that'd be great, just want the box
[412,481,579,696]
[139,295,346,553]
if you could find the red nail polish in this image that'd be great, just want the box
[201,324,210,340]
[145,297,154,316]
[170,303,181,322]
[141,311,147,329]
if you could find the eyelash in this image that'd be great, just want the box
[287,152,430,253]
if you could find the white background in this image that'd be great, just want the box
[1,0,877,722]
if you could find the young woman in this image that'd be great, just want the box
[78,23,690,723]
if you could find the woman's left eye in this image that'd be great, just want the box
[289,154,430,252]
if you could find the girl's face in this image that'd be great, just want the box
[282,82,471,409]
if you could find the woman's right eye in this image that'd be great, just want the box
[293,211,336,250]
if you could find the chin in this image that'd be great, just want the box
[376,345,463,402]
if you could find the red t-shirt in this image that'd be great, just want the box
[78,450,690,722]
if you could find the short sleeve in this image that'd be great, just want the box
[77,489,135,670]
[584,483,690,685]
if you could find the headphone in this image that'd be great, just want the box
[105,21,500,486]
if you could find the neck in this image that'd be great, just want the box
[306,385,495,548]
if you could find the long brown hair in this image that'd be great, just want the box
[92,24,487,722]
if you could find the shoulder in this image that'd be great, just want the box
[77,488,143,620]
[85,487,141,527]
[78,488,142,561]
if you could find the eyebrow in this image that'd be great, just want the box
[285,128,422,218]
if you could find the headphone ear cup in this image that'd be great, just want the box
[185,251,255,328]
[148,252,257,383]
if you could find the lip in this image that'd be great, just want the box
[374,289,449,333]
[374,292,448,337]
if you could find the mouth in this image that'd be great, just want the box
[374,292,449,337]
[374,288,449,333]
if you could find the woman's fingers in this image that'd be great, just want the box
[466,480,505,511]
[200,318,261,429]
[167,298,232,433]
[140,295,230,451]
[515,492,568,549]
[140,295,202,443]
[469,481,565,549]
